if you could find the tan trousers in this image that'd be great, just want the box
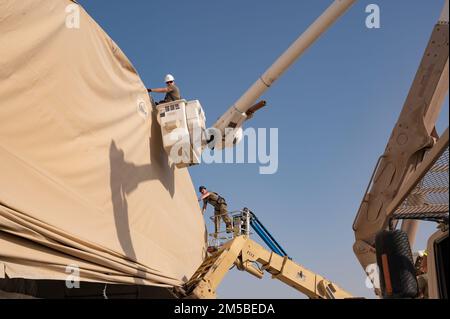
[214,203,232,235]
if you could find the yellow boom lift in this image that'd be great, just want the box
[162,0,358,299]
[176,209,352,299]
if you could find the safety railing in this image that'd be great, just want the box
[208,209,253,248]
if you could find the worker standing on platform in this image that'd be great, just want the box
[199,186,232,236]
[147,74,181,104]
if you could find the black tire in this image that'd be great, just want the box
[375,229,418,298]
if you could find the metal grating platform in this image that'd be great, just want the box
[393,148,449,222]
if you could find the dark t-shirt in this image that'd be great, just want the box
[164,84,181,102]
[203,192,226,209]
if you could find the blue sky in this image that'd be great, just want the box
[78,0,449,298]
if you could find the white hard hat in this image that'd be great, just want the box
[164,74,175,82]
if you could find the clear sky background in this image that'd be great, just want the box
[78,0,449,298]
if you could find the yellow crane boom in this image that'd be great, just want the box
[179,235,352,299]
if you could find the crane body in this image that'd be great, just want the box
[352,0,449,298]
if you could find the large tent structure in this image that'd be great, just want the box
[0,0,206,298]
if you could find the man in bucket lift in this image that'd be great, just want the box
[199,186,233,236]
[147,74,181,105]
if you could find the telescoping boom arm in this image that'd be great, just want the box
[154,1,357,165]
[211,0,356,147]
[181,236,353,299]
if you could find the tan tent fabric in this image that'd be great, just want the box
[0,0,206,288]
